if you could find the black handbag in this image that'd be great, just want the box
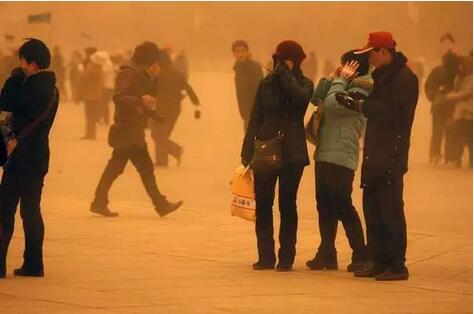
[251,103,288,173]
[251,131,284,173]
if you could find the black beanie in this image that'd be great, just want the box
[132,41,160,67]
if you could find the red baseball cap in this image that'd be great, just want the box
[355,32,397,54]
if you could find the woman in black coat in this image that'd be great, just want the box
[241,41,314,271]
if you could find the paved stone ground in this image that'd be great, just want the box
[0,72,471,313]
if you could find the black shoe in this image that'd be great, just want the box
[306,252,338,270]
[375,268,409,281]
[13,267,44,277]
[275,263,293,272]
[155,200,183,217]
[252,261,275,270]
[354,267,385,278]
[347,260,370,273]
[90,203,119,217]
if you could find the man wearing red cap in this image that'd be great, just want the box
[336,32,419,281]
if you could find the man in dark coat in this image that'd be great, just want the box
[90,42,183,218]
[0,39,59,278]
[425,51,459,165]
[232,40,264,130]
[151,50,200,167]
[337,32,418,281]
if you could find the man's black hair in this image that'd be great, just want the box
[232,40,249,52]
[132,41,160,67]
[341,49,369,77]
[18,38,51,69]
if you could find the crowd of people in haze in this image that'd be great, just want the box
[0,29,470,284]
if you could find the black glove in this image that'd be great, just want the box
[335,91,367,112]
[194,109,201,120]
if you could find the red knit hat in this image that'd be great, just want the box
[274,40,307,65]
[355,32,397,54]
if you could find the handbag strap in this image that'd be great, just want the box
[15,87,57,141]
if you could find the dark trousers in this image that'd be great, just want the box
[315,162,367,260]
[151,115,181,167]
[254,164,304,266]
[99,88,113,124]
[363,176,407,272]
[429,112,449,160]
[0,170,45,271]
[93,145,165,208]
[84,100,100,138]
[452,119,473,167]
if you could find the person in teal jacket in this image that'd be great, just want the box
[307,50,373,272]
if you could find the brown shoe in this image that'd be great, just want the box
[90,203,119,217]
[354,267,385,278]
[155,200,183,217]
[375,268,409,281]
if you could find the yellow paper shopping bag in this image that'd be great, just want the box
[231,165,256,222]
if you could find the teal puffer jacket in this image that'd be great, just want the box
[314,75,372,170]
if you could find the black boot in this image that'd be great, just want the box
[347,249,370,272]
[155,199,183,217]
[354,264,385,278]
[275,263,293,272]
[306,252,338,270]
[375,266,409,281]
[90,202,119,217]
[13,266,44,277]
[252,261,275,270]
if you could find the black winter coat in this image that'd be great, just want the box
[360,52,418,188]
[424,65,457,115]
[241,66,314,166]
[155,66,199,117]
[109,62,158,148]
[234,59,264,121]
[0,69,59,176]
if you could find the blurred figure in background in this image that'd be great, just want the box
[301,50,318,82]
[93,51,116,125]
[173,50,189,80]
[322,59,337,79]
[232,40,263,131]
[78,51,104,140]
[0,49,17,87]
[68,50,84,105]
[90,41,183,218]
[425,51,459,166]
[445,56,473,168]
[151,50,200,168]
[51,46,66,100]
